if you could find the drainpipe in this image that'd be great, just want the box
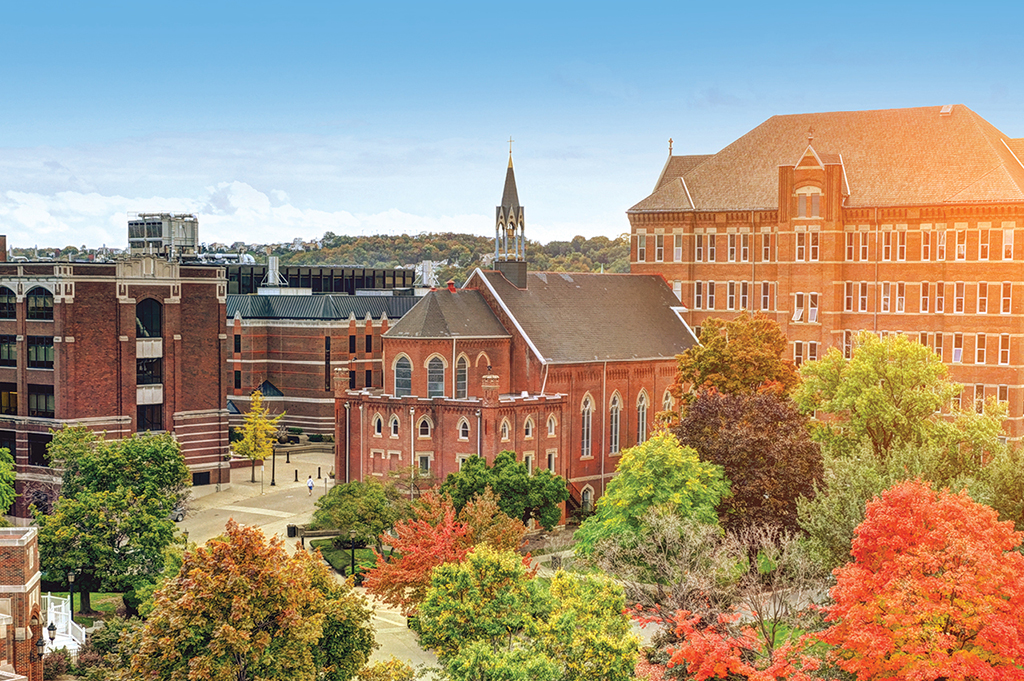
[874,207,879,332]
[601,361,607,496]
[476,409,482,456]
[358,404,364,481]
[344,402,351,483]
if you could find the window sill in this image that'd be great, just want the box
[580,456,594,461]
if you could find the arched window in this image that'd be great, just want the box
[663,390,674,413]
[390,415,400,437]
[456,356,469,399]
[458,418,470,440]
[581,487,593,513]
[609,394,621,454]
[27,287,53,320]
[581,396,593,457]
[136,298,162,338]
[395,357,412,397]
[547,415,556,437]
[637,392,649,444]
[427,357,445,397]
[0,287,15,319]
[500,419,510,441]
[374,415,384,436]
[418,417,431,438]
[524,417,534,439]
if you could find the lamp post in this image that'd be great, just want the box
[35,623,55,660]
[271,434,287,486]
[183,529,190,548]
[349,529,357,580]
[67,571,75,624]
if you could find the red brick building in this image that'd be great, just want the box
[336,159,698,511]
[0,528,45,680]
[226,294,419,435]
[628,105,1024,438]
[0,257,229,514]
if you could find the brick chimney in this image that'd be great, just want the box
[481,374,500,406]
[333,367,350,398]
[447,280,456,293]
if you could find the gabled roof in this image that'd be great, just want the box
[654,154,713,190]
[226,294,420,320]
[630,105,1024,212]
[384,289,510,339]
[469,269,698,363]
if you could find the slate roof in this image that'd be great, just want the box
[630,105,1024,212]
[384,289,510,339]
[501,157,520,208]
[226,294,420,320]
[472,270,698,363]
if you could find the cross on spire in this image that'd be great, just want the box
[807,127,814,144]
[508,136,514,155]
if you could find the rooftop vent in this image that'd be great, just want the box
[940,105,953,116]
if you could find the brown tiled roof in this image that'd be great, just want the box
[384,289,510,339]
[629,105,1024,212]
[471,270,698,363]
[655,154,712,189]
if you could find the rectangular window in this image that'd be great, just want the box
[792,293,804,322]
[953,333,964,363]
[920,282,930,313]
[935,332,944,361]
[798,195,806,218]
[674,233,683,262]
[881,283,891,313]
[896,283,905,313]
[365,369,373,387]
[694,282,703,309]
[137,357,162,385]
[1000,334,1010,365]
[808,341,818,362]
[28,385,54,418]
[234,334,241,353]
[655,234,664,262]
[547,451,556,471]
[936,282,945,313]
[812,193,820,217]
[1004,229,1014,260]
[977,282,988,314]
[976,334,987,364]
[27,337,53,369]
[761,282,770,310]
[348,334,356,354]
[728,282,736,310]
[843,331,853,359]
[919,331,928,347]
[796,233,806,262]
[1003,282,1012,314]
[740,281,749,310]
[0,335,15,367]
[695,234,704,262]
[740,234,750,262]
[728,235,737,262]
[707,282,716,309]
[955,282,965,313]
[859,282,869,312]
[0,383,16,416]
[921,230,931,261]
[672,280,682,301]
[707,235,716,261]
[999,385,1009,405]
[897,231,906,261]
[349,370,356,390]
[882,232,892,261]
[794,341,804,366]
[979,228,990,260]
[846,232,855,261]
[234,370,241,390]
[956,230,967,260]
[937,230,947,260]
[762,233,771,261]
[845,282,854,312]
[365,334,373,353]
[808,293,819,322]
[859,232,869,261]
[806,232,818,261]
[975,385,985,413]
[636,234,647,261]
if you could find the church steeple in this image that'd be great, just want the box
[494,144,528,288]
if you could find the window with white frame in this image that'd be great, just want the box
[843,331,853,359]
[896,283,905,313]
[859,282,869,312]
[977,283,988,314]
[395,357,412,397]
[845,282,854,312]
[761,282,770,310]
[707,234,717,261]
[547,451,556,471]
[740,234,750,262]
[954,283,965,313]
[1003,228,1014,260]
[663,390,674,412]
[809,232,819,261]
[882,232,892,261]
[921,230,931,261]
[936,282,945,313]
[636,233,647,261]
[919,331,928,347]
[581,397,593,457]
[808,293,819,322]
[456,356,469,399]
[796,188,821,217]
[427,357,445,397]
[524,417,534,439]
[937,230,947,260]
[999,385,1009,405]
[920,282,930,313]
[523,454,532,474]
[390,415,400,437]
[655,234,664,262]
[792,293,805,322]
[956,230,967,260]
[859,232,869,260]
[740,281,749,310]
[674,233,683,261]
[897,231,906,261]
[881,283,891,312]
[796,233,806,261]
[547,415,556,437]
[707,282,716,309]
[728,234,737,262]
[419,417,432,437]
[809,341,818,362]
[636,392,649,444]
[976,334,987,364]
[953,333,964,363]
[695,234,704,262]
[975,384,985,413]
[374,415,383,436]
[728,282,736,310]
[673,280,682,301]
[694,281,703,309]
[500,419,510,441]
[1002,282,1012,314]
[459,418,470,440]
[1000,334,1010,365]
[979,227,990,260]
[609,394,621,454]
[935,332,944,361]
[794,341,804,366]
[846,232,855,261]
[762,233,771,261]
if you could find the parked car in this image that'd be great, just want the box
[169,505,186,522]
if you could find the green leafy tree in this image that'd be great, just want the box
[0,447,15,515]
[674,391,822,532]
[440,451,569,530]
[122,520,374,681]
[574,431,729,556]
[234,390,284,482]
[311,479,404,553]
[672,313,799,407]
[36,489,176,613]
[793,331,1004,457]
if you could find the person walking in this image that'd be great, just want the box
[307,475,314,496]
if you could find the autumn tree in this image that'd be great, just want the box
[821,480,1024,680]
[674,391,822,532]
[574,431,729,556]
[123,520,375,681]
[440,451,569,530]
[234,389,284,482]
[672,313,799,407]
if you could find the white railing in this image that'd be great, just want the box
[42,593,86,646]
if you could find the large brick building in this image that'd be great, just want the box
[335,158,698,511]
[0,256,229,514]
[628,105,1024,438]
[0,528,47,681]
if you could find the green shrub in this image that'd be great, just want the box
[308,433,324,443]
[288,427,303,435]
[43,647,70,680]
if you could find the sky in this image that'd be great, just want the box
[1,1,1022,250]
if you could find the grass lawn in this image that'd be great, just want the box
[309,539,381,576]
[48,592,123,628]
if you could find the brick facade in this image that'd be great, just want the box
[0,528,42,681]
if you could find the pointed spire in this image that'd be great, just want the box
[501,155,520,208]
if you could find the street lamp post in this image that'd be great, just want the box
[67,571,75,624]
[349,529,357,580]
[183,529,190,548]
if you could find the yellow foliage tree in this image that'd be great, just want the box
[234,390,284,483]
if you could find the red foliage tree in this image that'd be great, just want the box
[821,479,1024,681]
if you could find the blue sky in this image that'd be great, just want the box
[1,1,1021,249]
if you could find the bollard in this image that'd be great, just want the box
[317,466,321,479]
[286,451,291,464]
[294,470,299,482]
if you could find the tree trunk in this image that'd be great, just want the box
[79,589,93,615]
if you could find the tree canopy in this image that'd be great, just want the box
[311,479,405,552]
[440,451,569,530]
[234,390,284,482]
[674,391,822,532]
[0,447,15,515]
[672,313,799,407]
[574,431,729,556]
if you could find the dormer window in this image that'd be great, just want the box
[795,187,822,218]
